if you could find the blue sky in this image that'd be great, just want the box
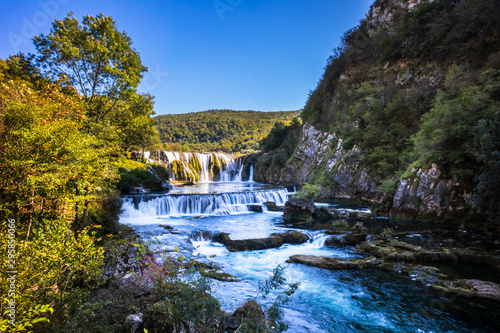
[0,0,373,115]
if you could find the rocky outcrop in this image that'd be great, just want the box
[279,124,381,203]
[283,198,315,223]
[283,198,339,223]
[258,123,471,219]
[391,163,470,218]
[214,231,310,252]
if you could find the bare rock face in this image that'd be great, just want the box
[280,124,381,203]
[391,163,470,218]
[259,123,469,219]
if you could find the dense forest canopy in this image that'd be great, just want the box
[154,109,301,153]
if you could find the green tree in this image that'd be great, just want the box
[0,64,105,330]
[33,13,156,151]
[33,12,145,123]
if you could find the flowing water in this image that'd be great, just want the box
[120,179,498,333]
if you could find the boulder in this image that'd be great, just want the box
[225,300,268,330]
[159,224,174,230]
[248,204,264,213]
[325,232,368,247]
[124,313,143,333]
[273,231,310,244]
[312,206,337,221]
[215,231,309,252]
[287,255,381,270]
[263,201,283,211]
[283,198,315,223]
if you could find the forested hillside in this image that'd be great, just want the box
[154,109,300,153]
[254,0,500,223]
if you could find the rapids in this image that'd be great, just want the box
[120,180,498,332]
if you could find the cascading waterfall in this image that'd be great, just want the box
[150,151,244,183]
[121,188,289,218]
[248,165,254,182]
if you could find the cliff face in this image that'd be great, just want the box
[254,0,500,221]
[278,124,380,203]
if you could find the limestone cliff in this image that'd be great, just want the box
[254,0,500,222]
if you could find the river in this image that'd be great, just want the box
[119,179,498,332]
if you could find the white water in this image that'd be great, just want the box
[248,165,254,182]
[121,187,289,219]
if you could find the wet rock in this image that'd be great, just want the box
[215,231,309,252]
[287,255,381,270]
[273,231,310,244]
[432,279,500,301]
[355,211,374,219]
[124,313,143,333]
[312,206,338,221]
[159,224,174,230]
[357,239,458,263]
[226,300,268,330]
[325,229,349,235]
[325,232,368,247]
[283,198,315,223]
[194,262,238,282]
[248,204,264,213]
[451,249,500,267]
[263,201,283,212]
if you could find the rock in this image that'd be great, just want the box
[124,313,143,333]
[215,231,309,252]
[325,232,368,247]
[355,211,374,219]
[283,198,315,223]
[273,231,310,244]
[159,224,174,230]
[103,243,141,279]
[226,300,268,330]
[451,249,500,267]
[287,255,381,270]
[312,206,338,221]
[263,201,283,211]
[432,279,500,301]
[357,239,459,263]
[248,204,264,213]
[194,262,238,282]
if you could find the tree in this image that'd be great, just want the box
[0,60,105,329]
[33,12,146,124]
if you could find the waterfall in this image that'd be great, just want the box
[248,165,254,182]
[151,151,245,183]
[120,188,289,218]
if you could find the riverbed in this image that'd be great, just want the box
[120,181,499,332]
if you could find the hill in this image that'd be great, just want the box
[253,0,500,223]
[154,109,301,153]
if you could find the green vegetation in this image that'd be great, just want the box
[258,0,500,222]
[0,13,160,331]
[293,183,322,202]
[116,162,171,194]
[154,109,301,153]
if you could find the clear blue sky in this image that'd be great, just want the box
[0,0,373,115]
